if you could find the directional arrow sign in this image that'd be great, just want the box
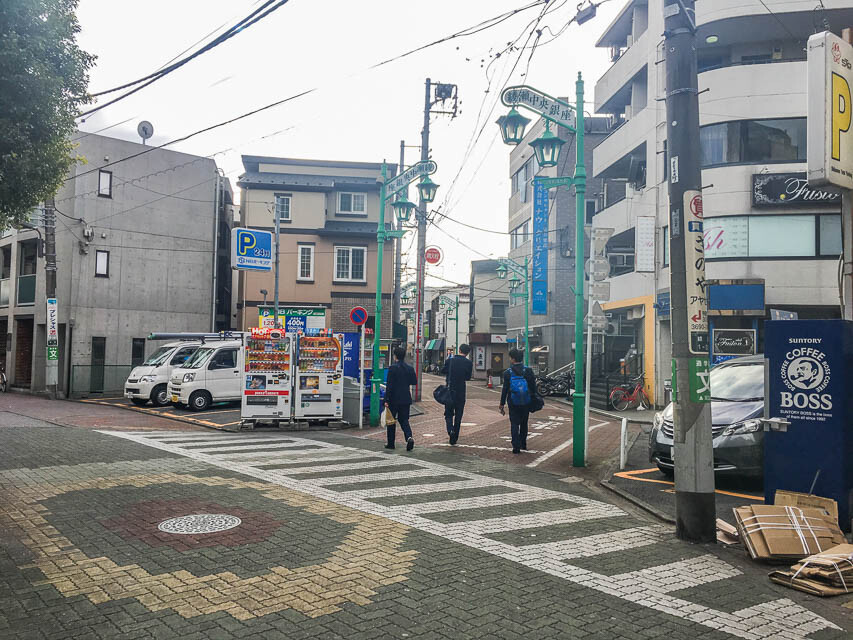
[385,160,437,195]
[585,257,610,281]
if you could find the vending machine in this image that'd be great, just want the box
[241,327,293,423]
[294,332,344,419]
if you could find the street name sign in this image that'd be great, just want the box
[386,160,437,195]
[231,228,273,271]
[501,85,576,130]
[535,176,573,189]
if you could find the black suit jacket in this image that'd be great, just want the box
[385,361,418,406]
[440,354,473,400]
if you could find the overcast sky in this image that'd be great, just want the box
[75,0,622,288]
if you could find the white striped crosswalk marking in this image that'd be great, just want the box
[100,431,840,640]
[269,459,416,474]
[608,555,741,594]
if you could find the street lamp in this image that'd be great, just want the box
[496,257,530,366]
[417,176,438,204]
[392,195,416,223]
[438,294,460,353]
[260,289,268,307]
[497,77,588,467]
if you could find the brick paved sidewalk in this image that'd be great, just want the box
[0,416,849,639]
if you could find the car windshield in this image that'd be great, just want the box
[709,363,764,402]
[142,346,173,367]
[182,347,215,370]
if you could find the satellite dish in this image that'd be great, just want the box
[137,121,154,144]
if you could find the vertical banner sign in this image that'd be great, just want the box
[532,180,549,315]
[342,332,360,379]
[684,190,709,356]
[46,297,59,361]
[634,216,656,272]
[474,346,486,370]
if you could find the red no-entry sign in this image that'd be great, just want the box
[350,306,368,326]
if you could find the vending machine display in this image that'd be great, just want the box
[294,332,344,419]
[240,328,293,422]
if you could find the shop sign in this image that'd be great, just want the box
[682,191,709,355]
[474,346,486,370]
[531,180,548,315]
[753,172,841,207]
[491,334,507,344]
[259,306,325,329]
[713,329,756,357]
[231,228,272,271]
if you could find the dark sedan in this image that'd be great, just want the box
[649,354,764,477]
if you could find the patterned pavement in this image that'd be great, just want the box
[0,421,850,639]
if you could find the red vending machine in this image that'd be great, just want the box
[240,327,293,424]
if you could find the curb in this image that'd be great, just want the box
[600,479,676,524]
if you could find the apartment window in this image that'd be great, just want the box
[274,194,291,221]
[338,192,366,215]
[131,338,146,367]
[662,226,670,267]
[700,118,807,167]
[490,301,507,325]
[334,246,366,282]
[297,244,314,281]
[585,200,597,224]
[1,246,10,279]
[95,250,109,277]
[510,219,531,250]
[98,170,112,198]
[19,241,37,275]
[704,214,840,260]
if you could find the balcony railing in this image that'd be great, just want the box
[16,274,35,305]
[490,317,507,328]
[0,278,9,306]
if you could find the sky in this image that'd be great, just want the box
[74,0,623,289]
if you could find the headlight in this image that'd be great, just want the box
[721,419,762,437]
[139,375,157,383]
[182,373,196,383]
[653,412,664,430]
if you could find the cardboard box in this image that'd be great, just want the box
[768,543,853,597]
[716,518,739,546]
[733,505,846,562]
[774,490,839,526]
[768,570,849,596]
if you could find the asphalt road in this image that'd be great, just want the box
[80,396,244,429]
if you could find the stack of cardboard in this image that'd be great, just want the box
[733,504,846,562]
[769,544,853,596]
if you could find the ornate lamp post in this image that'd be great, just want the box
[495,257,530,366]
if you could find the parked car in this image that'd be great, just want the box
[649,354,765,477]
[168,340,242,411]
[124,341,201,406]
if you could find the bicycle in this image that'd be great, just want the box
[608,375,650,411]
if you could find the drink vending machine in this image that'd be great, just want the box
[240,327,293,422]
[294,332,344,419]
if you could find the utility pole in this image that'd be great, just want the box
[273,196,280,330]
[44,197,58,399]
[394,140,405,328]
[414,79,431,402]
[664,0,716,542]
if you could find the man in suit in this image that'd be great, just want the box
[384,346,418,451]
[440,344,473,444]
[499,348,537,454]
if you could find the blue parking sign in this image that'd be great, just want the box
[285,316,306,333]
[231,228,273,271]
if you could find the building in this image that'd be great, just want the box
[0,133,232,395]
[236,156,397,343]
[468,259,511,380]
[591,0,852,405]
[505,113,609,372]
[427,286,470,363]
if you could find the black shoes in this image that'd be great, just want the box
[406,437,415,451]
[449,431,459,445]
[512,448,520,454]
[384,444,395,450]
[521,441,527,450]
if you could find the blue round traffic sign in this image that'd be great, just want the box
[350,306,368,326]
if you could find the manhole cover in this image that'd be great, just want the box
[157,514,242,535]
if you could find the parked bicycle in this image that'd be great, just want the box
[608,375,650,411]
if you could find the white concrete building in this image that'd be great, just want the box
[591,0,853,405]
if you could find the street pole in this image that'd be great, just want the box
[455,294,459,352]
[394,140,405,327]
[44,197,57,400]
[211,170,221,332]
[359,322,365,430]
[273,196,280,330]
[414,78,431,402]
[524,256,530,367]
[572,72,587,467]
[843,30,853,321]
[370,163,388,426]
[664,0,716,542]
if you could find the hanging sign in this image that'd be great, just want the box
[532,180,549,315]
[713,329,756,357]
[474,346,486,370]
[753,172,841,207]
[634,216,656,272]
[683,191,709,356]
[501,85,576,129]
[424,246,443,265]
[385,160,437,195]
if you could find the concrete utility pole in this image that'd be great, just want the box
[843,29,853,322]
[394,140,405,327]
[414,79,431,402]
[664,0,716,542]
[44,197,58,399]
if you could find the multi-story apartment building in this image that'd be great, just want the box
[505,115,608,372]
[427,286,470,360]
[236,156,396,341]
[0,133,232,395]
[468,259,511,380]
[591,0,849,405]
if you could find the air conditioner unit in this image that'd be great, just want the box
[605,322,618,335]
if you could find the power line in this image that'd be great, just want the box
[757,0,801,41]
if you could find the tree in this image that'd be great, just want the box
[0,0,94,229]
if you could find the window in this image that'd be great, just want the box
[131,338,146,367]
[98,170,112,198]
[297,244,314,281]
[95,250,109,277]
[662,226,669,267]
[334,246,366,282]
[510,219,531,250]
[274,194,291,221]
[1,246,10,279]
[169,346,197,366]
[585,200,597,224]
[490,301,507,325]
[19,241,37,275]
[704,214,840,260]
[208,348,237,370]
[700,118,807,167]
[338,192,367,215]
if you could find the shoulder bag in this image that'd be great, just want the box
[433,357,454,406]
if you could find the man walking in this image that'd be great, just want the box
[499,348,537,454]
[384,346,418,451]
[440,344,473,444]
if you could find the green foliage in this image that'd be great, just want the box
[0,0,95,229]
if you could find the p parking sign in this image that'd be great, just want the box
[231,228,273,271]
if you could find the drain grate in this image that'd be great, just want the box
[157,514,242,535]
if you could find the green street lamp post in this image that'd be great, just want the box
[370,160,439,427]
[438,294,460,352]
[496,257,530,366]
[496,76,588,467]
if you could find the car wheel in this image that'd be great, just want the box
[189,390,212,411]
[610,389,629,411]
[657,463,674,478]
[150,384,170,407]
[130,398,148,407]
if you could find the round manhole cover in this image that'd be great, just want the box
[157,514,242,535]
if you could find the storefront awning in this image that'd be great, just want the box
[425,338,445,351]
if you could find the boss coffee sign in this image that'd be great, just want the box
[752,172,841,207]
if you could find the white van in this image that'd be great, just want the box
[168,339,242,411]
[124,341,201,406]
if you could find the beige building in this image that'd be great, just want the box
[236,156,396,336]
